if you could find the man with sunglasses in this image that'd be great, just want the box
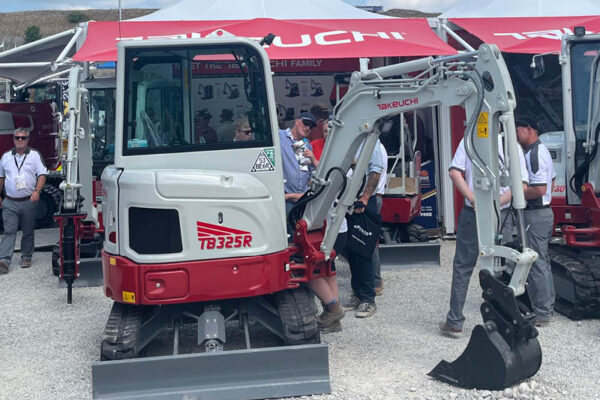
[0,128,48,274]
[279,112,318,215]
[232,118,254,142]
[516,117,556,327]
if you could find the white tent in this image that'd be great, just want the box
[440,0,600,18]
[132,0,390,21]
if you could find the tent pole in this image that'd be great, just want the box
[440,23,475,52]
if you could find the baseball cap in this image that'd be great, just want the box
[310,103,330,119]
[515,117,541,133]
[297,112,317,128]
[196,109,212,120]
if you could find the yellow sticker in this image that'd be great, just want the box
[122,291,136,303]
[109,257,116,266]
[477,112,489,138]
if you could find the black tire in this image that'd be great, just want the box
[394,223,429,243]
[51,244,60,276]
[407,223,428,243]
[35,184,62,228]
[274,285,320,345]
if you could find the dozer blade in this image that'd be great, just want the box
[428,322,541,390]
[92,343,330,400]
[429,270,542,390]
[59,258,104,288]
[379,240,441,268]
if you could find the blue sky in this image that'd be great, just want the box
[0,0,460,13]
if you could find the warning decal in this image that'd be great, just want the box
[476,112,489,138]
[251,149,276,172]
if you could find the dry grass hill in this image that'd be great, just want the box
[0,9,156,47]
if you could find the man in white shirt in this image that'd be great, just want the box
[439,136,528,337]
[0,128,48,273]
[516,118,556,327]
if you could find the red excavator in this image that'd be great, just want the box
[86,36,541,399]
[540,28,600,319]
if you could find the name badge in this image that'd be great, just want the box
[16,177,27,190]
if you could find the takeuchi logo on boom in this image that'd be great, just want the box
[116,29,407,47]
[377,97,419,111]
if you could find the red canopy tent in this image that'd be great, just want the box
[449,15,600,54]
[74,18,457,62]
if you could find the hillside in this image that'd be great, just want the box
[0,9,156,48]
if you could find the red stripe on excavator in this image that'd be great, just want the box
[196,221,250,235]
[197,227,234,236]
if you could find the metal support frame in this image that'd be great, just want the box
[0,29,75,59]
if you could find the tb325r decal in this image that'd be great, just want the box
[197,221,252,249]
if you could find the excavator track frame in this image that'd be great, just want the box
[93,286,329,400]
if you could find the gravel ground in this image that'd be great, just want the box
[1,241,599,400]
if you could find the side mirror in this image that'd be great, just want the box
[530,55,545,79]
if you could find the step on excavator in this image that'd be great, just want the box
[537,28,600,319]
[85,35,541,399]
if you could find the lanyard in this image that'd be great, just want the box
[14,153,28,174]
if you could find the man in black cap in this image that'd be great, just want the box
[516,116,556,327]
[194,109,217,144]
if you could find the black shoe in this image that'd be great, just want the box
[342,295,361,311]
[355,302,377,318]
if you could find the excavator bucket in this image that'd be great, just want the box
[429,270,542,390]
[379,241,441,268]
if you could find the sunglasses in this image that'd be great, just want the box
[301,119,316,129]
[14,136,29,141]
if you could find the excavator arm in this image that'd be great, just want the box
[300,44,542,389]
[303,44,535,297]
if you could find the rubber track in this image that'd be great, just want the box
[51,245,60,277]
[274,285,320,345]
[100,302,145,360]
[549,245,600,320]
[407,223,429,243]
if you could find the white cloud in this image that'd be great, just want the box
[368,0,462,13]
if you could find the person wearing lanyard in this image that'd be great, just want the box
[516,118,556,327]
[439,136,528,337]
[0,128,48,274]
